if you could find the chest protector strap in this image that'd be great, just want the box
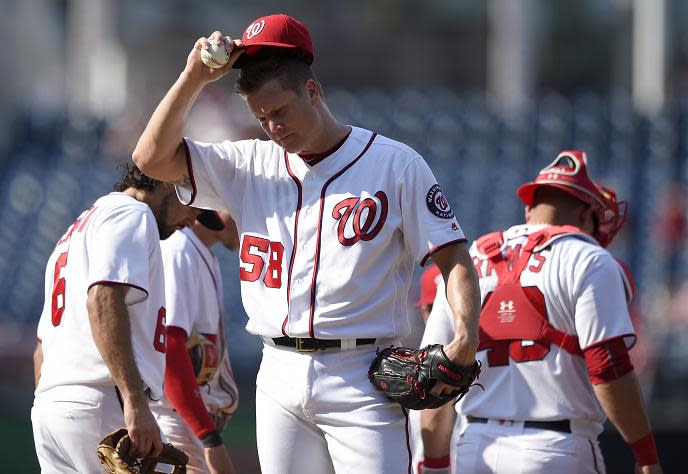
[477,226,584,356]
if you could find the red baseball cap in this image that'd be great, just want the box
[416,264,442,307]
[232,14,314,69]
[196,210,225,231]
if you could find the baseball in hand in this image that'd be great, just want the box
[201,42,229,69]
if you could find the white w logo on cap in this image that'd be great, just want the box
[246,20,266,39]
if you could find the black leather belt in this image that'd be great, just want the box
[466,415,571,433]
[272,336,377,352]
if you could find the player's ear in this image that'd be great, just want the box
[305,79,319,103]
[524,205,532,222]
[580,205,596,235]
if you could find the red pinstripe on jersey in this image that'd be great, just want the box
[307,133,377,337]
[283,152,304,336]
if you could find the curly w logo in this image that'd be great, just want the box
[332,191,388,246]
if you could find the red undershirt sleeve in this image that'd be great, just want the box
[164,326,216,438]
[583,336,634,385]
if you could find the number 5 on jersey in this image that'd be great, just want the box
[239,235,284,288]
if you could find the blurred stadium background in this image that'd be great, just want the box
[1,0,686,472]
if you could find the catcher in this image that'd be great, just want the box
[150,211,240,473]
[420,151,662,474]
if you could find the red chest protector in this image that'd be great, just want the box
[477,226,584,357]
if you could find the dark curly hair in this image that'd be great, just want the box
[113,162,160,192]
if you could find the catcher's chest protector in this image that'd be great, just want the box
[477,226,583,356]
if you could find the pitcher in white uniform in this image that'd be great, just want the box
[419,151,662,474]
[32,164,202,473]
[132,13,481,474]
[152,211,240,473]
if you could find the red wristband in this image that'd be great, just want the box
[422,455,450,469]
[629,432,658,466]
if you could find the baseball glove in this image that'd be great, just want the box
[96,428,189,474]
[368,344,481,410]
[187,331,220,386]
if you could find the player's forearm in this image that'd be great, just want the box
[87,284,146,404]
[420,404,456,458]
[593,371,653,443]
[434,243,481,364]
[132,71,205,184]
[165,327,217,438]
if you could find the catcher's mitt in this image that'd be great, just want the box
[96,428,189,474]
[187,331,220,386]
[368,344,481,410]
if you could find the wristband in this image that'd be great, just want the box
[201,430,223,448]
[629,432,658,466]
[418,455,451,474]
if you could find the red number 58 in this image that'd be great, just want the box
[239,235,284,288]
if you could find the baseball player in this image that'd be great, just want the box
[151,211,240,474]
[419,151,662,474]
[31,163,203,473]
[132,13,481,473]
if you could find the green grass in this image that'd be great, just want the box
[0,406,40,473]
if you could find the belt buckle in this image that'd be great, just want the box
[295,338,318,352]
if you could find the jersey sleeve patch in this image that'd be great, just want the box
[426,184,455,219]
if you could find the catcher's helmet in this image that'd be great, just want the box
[516,150,627,247]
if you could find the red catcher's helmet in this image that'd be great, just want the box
[516,150,627,247]
[594,182,627,248]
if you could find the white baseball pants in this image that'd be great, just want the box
[255,342,412,474]
[152,404,207,473]
[32,385,125,473]
[454,419,605,474]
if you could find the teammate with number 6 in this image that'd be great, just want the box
[419,151,662,473]
[133,13,480,473]
[31,164,203,473]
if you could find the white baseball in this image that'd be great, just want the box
[201,42,229,69]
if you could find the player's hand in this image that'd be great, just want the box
[635,464,663,473]
[432,335,479,396]
[204,445,236,474]
[185,32,245,84]
[123,396,163,458]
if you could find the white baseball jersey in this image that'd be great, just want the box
[158,227,238,412]
[425,224,635,437]
[35,192,166,399]
[176,126,465,339]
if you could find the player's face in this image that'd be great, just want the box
[155,191,200,240]
[245,78,319,153]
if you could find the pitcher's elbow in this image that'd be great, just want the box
[131,147,150,172]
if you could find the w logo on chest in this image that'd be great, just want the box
[332,191,388,246]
